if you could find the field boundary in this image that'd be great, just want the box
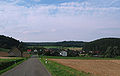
[40,57,90,76]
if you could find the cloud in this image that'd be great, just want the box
[32,0,41,2]
[51,29,57,32]
[0,0,120,41]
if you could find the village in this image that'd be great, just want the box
[3,46,103,58]
[0,0,120,75]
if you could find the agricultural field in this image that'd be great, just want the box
[43,56,116,60]
[28,46,82,51]
[48,59,120,76]
[0,48,10,57]
[43,46,82,51]
[0,52,9,57]
[65,47,82,51]
[41,56,120,76]
[0,48,9,52]
[40,57,90,76]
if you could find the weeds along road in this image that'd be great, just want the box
[1,55,52,76]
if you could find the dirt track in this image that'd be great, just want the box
[49,59,120,76]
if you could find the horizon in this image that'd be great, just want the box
[0,0,120,42]
[1,34,119,42]
[23,37,120,42]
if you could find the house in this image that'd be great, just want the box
[34,49,38,52]
[33,49,38,54]
[8,47,22,57]
[60,51,67,56]
[27,49,31,52]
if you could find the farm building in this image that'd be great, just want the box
[8,47,22,57]
[33,49,38,54]
[34,49,38,52]
[60,51,67,56]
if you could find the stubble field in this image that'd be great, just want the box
[49,59,120,76]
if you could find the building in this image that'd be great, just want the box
[60,51,67,56]
[34,49,38,52]
[8,47,22,57]
[33,49,38,54]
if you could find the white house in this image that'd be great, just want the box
[60,51,67,56]
[34,49,38,52]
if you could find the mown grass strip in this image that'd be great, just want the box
[0,58,27,75]
[43,56,118,60]
[0,58,24,62]
[40,57,90,76]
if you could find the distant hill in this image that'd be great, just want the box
[0,35,20,49]
[83,38,120,55]
[24,41,85,47]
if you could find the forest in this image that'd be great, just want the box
[0,35,21,49]
[0,35,120,58]
[83,38,120,57]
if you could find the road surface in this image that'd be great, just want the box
[1,56,52,76]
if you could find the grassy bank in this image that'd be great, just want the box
[40,57,90,76]
[0,58,27,75]
[42,56,119,60]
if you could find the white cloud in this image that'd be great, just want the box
[51,29,56,32]
[33,0,41,2]
[0,1,120,41]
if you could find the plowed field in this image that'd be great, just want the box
[0,52,9,57]
[49,59,120,76]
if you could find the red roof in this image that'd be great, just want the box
[27,49,31,52]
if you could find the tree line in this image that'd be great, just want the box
[25,41,85,47]
[0,35,20,49]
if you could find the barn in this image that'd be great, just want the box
[8,47,22,57]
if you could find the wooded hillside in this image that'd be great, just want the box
[0,35,20,49]
[83,38,120,57]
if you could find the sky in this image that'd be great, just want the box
[0,0,120,42]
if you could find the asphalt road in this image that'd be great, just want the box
[1,56,52,76]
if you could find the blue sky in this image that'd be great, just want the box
[0,0,120,42]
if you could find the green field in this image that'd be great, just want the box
[27,46,82,50]
[40,57,90,76]
[0,48,9,52]
[42,56,119,60]
[28,46,66,48]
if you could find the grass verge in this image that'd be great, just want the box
[42,56,118,60]
[40,57,90,76]
[0,58,27,75]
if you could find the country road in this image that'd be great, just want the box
[1,55,52,76]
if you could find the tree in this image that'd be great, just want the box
[104,46,120,58]
[83,38,120,57]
